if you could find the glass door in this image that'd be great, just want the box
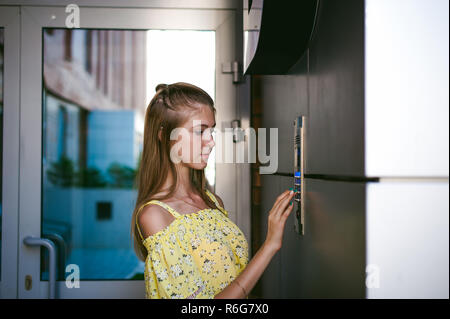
[17,5,237,298]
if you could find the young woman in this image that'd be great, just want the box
[131,82,296,299]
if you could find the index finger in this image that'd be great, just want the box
[273,189,294,210]
[276,190,291,202]
[273,190,295,215]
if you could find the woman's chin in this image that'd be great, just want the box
[186,157,208,169]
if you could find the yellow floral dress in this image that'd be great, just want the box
[135,189,249,299]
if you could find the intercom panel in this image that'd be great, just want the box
[293,116,306,235]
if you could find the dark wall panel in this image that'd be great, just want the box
[251,0,366,298]
[307,0,365,176]
[281,178,366,298]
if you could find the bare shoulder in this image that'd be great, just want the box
[138,203,175,238]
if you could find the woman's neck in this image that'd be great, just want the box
[160,165,198,199]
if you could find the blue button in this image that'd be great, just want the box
[294,171,301,177]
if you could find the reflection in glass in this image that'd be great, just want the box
[0,28,4,279]
[42,29,215,281]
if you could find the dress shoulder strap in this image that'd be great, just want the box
[205,189,228,217]
[135,199,182,241]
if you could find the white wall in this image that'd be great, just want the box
[365,0,449,178]
[365,0,449,298]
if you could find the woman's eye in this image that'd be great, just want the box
[194,128,216,136]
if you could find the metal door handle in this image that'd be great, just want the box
[23,236,57,299]
[43,233,66,281]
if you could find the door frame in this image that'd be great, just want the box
[0,6,21,299]
[16,4,240,298]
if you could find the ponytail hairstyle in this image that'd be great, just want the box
[131,82,219,261]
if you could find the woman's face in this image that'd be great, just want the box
[170,104,216,169]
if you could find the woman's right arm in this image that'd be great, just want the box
[214,241,278,298]
[214,189,296,299]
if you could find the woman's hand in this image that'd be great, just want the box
[264,189,297,252]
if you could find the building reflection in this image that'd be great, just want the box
[42,29,147,280]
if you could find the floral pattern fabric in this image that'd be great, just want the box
[136,189,249,299]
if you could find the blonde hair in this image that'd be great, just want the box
[131,82,218,261]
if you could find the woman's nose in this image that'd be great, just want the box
[206,139,215,149]
[204,136,215,149]
[203,130,215,144]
